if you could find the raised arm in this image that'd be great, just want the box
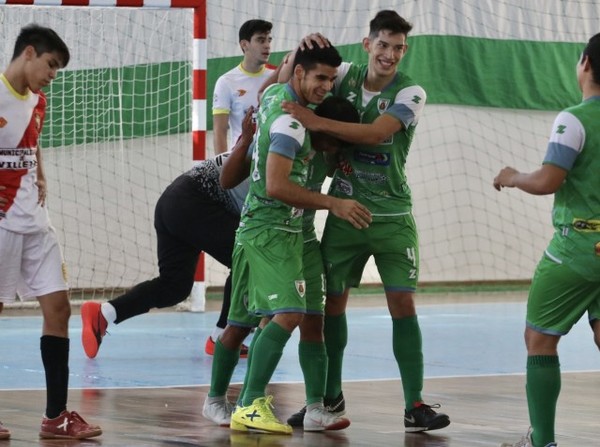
[220,107,255,189]
[212,114,230,155]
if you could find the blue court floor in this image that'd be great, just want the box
[1,297,598,391]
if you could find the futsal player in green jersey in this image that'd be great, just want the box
[203,96,362,433]
[494,33,600,447]
[206,42,371,435]
[281,11,450,432]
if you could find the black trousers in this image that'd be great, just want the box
[110,175,239,326]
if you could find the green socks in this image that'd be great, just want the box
[299,340,328,405]
[323,313,347,400]
[527,355,560,447]
[392,316,424,409]
[208,338,240,397]
[241,321,291,406]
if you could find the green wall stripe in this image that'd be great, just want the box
[42,62,191,148]
[207,36,584,128]
[41,36,585,148]
[403,36,583,111]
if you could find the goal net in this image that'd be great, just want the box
[1,1,597,303]
[0,5,193,301]
[207,0,597,290]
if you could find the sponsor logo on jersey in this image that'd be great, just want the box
[573,218,600,232]
[334,178,353,196]
[353,151,391,166]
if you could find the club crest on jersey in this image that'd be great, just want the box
[338,158,353,176]
[377,98,390,114]
[237,89,248,97]
[295,280,306,298]
[0,117,7,128]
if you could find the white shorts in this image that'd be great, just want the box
[0,226,68,302]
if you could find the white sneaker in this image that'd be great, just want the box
[202,395,233,426]
[303,402,350,432]
[500,427,557,447]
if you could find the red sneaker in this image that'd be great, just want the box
[0,420,10,439]
[81,302,108,359]
[204,336,249,358]
[39,411,101,439]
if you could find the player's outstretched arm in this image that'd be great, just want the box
[282,100,402,146]
[493,164,567,195]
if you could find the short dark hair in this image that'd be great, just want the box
[369,10,413,39]
[582,32,600,84]
[314,96,360,123]
[12,24,70,67]
[293,40,342,73]
[239,19,273,42]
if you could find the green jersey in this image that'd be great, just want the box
[238,83,312,238]
[329,62,426,218]
[543,96,600,279]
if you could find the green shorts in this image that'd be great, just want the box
[228,228,305,327]
[321,213,419,294]
[527,253,600,335]
[303,237,326,315]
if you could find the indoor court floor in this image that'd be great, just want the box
[1,292,598,446]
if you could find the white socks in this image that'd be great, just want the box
[100,302,117,324]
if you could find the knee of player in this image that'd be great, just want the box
[158,282,194,307]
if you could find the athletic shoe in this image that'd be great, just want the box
[324,392,346,415]
[81,302,108,359]
[0,420,10,439]
[39,410,102,439]
[303,403,351,432]
[286,406,306,427]
[205,336,249,358]
[404,403,450,432]
[287,391,346,427]
[231,396,292,435]
[203,395,234,426]
[500,428,557,447]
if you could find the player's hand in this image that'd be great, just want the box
[240,106,255,142]
[494,166,519,191]
[0,185,8,208]
[493,166,519,191]
[299,33,330,50]
[281,101,320,130]
[36,178,47,206]
[330,198,372,229]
